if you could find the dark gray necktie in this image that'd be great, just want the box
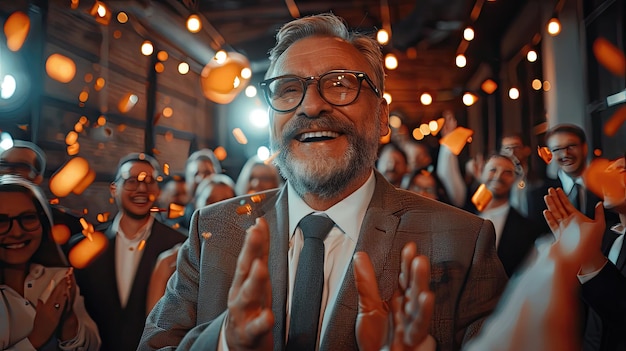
[568,183,581,210]
[286,214,335,351]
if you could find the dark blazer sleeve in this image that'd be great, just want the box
[582,262,626,327]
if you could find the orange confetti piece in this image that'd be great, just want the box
[471,184,493,212]
[49,198,60,205]
[202,232,212,240]
[17,124,29,131]
[236,203,252,215]
[439,126,474,156]
[583,157,624,201]
[593,37,626,77]
[537,146,553,164]
[250,194,266,203]
[68,231,108,269]
[604,105,626,137]
[79,217,89,230]
[168,203,185,219]
[96,212,110,222]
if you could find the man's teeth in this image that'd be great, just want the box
[298,131,340,142]
[133,196,148,204]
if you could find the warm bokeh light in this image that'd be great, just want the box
[117,12,128,24]
[94,77,105,91]
[456,54,467,68]
[532,79,542,90]
[527,50,538,62]
[163,107,173,118]
[240,67,252,79]
[214,50,227,64]
[245,85,257,97]
[141,40,154,56]
[463,92,477,106]
[214,146,227,161]
[155,62,165,73]
[52,224,71,244]
[604,105,626,137]
[90,1,111,25]
[385,53,398,70]
[429,120,439,131]
[72,169,96,195]
[4,11,30,52]
[547,17,561,36]
[45,54,76,83]
[79,91,89,103]
[186,14,202,33]
[383,92,392,104]
[67,142,80,156]
[481,79,498,94]
[157,51,168,61]
[508,87,520,100]
[592,37,626,76]
[257,146,271,161]
[419,123,431,136]
[420,92,433,105]
[377,29,389,45]
[178,62,190,75]
[412,128,424,140]
[543,81,551,91]
[463,27,475,41]
[389,115,402,129]
[97,116,106,126]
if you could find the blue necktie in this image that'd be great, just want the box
[286,214,335,351]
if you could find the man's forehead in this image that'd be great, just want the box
[547,132,580,145]
[120,161,154,175]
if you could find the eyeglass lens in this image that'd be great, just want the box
[265,71,365,112]
[0,212,41,235]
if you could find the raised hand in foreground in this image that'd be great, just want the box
[354,242,435,351]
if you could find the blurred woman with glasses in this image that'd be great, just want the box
[0,175,100,350]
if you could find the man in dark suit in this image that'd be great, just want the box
[139,13,507,351]
[475,153,544,277]
[528,124,608,233]
[73,153,186,351]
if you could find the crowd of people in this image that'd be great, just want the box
[0,12,624,351]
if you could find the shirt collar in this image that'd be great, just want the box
[611,223,626,235]
[288,170,376,243]
[557,170,584,193]
[111,212,155,243]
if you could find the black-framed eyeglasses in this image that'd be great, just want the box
[0,161,39,178]
[550,143,580,155]
[0,212,41,236]
[259,70,381,113]
[117,173,158,191]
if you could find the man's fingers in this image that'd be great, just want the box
[555,187,578,214]
[232,218,270,291]
[244,308,275,339]
[594,201,605,223]
[543,210,560,234]
[411,256,430,296]
[400,242,417,291]
[404,291,434,346]
[238,258,270,308]
[353,252,383,311]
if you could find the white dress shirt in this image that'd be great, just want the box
[478,202,510,249]
[558,170,586,211]
[111,213,155,308]
[578,223,626,283]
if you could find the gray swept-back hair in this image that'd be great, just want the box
[266,13,384,93]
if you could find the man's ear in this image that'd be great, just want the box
[378,98,389,138]
[110,182,117,198]
[33,174,44,185]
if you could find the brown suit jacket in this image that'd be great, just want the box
[140,171,507,351]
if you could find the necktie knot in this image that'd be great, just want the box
[299,214,335,241]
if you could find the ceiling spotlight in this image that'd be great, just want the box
[547,16,561,36]
[178,62,190,75]
[186,14,202,33]
[509,87,520,100]
[383,92,392,104]
[463,27,475,41]
[455,54,467,68]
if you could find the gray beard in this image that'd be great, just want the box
[271,114,380,200]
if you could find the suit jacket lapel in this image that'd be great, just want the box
[102,225,123,309]
[256,186,289,350]
[321,172,401,350]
